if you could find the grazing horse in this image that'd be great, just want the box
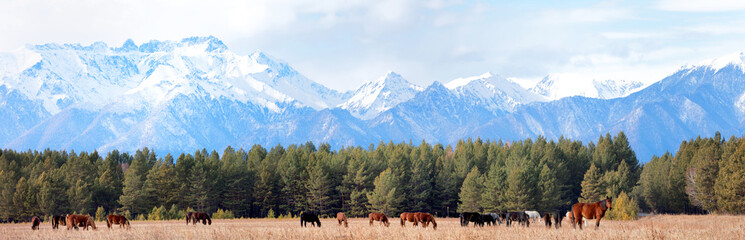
[300,213,321,227]
[52,215,66,229]
[481,214,495,226]
[106,214,131,229]
[336,212,348,228]
[571,196,612,230]
[459,212,483,227]
[525,211,540,223]
[186,212,212,225]
[542,213,552,228]
[553,210,565,228]
[485,213,502,225]
[400,212,419,227]
[66,215,96,230]
[31,216,41,230]
[505,212,529,227]
[368,212,390,227]
[417,213,437,229]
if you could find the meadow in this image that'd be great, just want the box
[1,215,743,240]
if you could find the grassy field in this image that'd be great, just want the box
[1,215,743,239]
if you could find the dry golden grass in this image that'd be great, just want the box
[1,214,744,240]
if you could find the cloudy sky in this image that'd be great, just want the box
[2,0,745,90]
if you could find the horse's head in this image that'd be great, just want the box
[605,196,613,210]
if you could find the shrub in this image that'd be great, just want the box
[607,191,639,220]
[95,206,107,221]
[267,209,276,218]
[213,209,235,219]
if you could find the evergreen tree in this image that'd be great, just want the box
[457,167,483,212]
[118,154,146,216]
[689,140,720,212]
[579,164,604,202]
[538,164,561,212]
[410,142,434,212]
[715,138,745,213]
[68,179,93,215]
[367,168,403,215]
[306,162,330,215]
[481,164,507,212]
[504,165,532,211]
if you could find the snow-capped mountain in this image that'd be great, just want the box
[530,74,644,100]
[339,72,422,119]
[3,36,745,161]
[446,72,546,112]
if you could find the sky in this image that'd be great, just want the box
[2,0,745,91]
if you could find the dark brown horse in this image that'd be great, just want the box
[571,196,612,229]
[336,212,348,228]
[417,212,437,229]
[186,212,212,225]
[400,212,418,227]
[542,213,552,228]
[300,213,321,227]
[52,215,66,229]
[31,216,41,230]
[368,212,390,227]
[66,214,96,230]
[106,214,131,229]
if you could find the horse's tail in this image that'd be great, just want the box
[106,217,111,228]
[300,217,304,227]
[431,217,438,230]
[400,216,405,226]
[570,210,575,225]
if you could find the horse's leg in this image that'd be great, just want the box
[595,218,600,229]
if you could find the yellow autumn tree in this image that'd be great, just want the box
[607,191,638,220]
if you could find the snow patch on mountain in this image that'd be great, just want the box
[446,72,546,112]
[531,74,644,100]
[340,71,422,119]
[696,52,745,72]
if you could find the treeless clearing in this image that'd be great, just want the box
[1,215,743,239]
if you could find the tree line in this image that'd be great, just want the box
[1,132,743,222]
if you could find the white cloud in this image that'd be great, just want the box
[656,0,745,12]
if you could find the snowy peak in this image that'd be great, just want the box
[340,71,423,119]
[246,51,347,109]
[445,72,545,112]
[531,74,643,100]
[694,52,745,72]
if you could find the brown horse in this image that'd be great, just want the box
[336,212,348,228]
[66,214,96,230]
[400,212,419,227]
[52,215,66,229]
[417,212,437,229]
[106,214,131,229]
[31,216,41,230]
[571,196,612,229]
[186,212,212,225]
[368,212,390,227]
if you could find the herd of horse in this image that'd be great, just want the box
[459,197,613,230]
[26,197,612,231]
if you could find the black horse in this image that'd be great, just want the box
[553,209,567,228]
[542,213,552,227]
[301,213,321,227]
[506,212,530,227]
[481,214,496,226]
[52,215,66,229]
[459,212,483,227]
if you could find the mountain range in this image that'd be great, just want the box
[1,36,743,161]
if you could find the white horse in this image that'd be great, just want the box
[525,211,541,223]
[566,211,588,226]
